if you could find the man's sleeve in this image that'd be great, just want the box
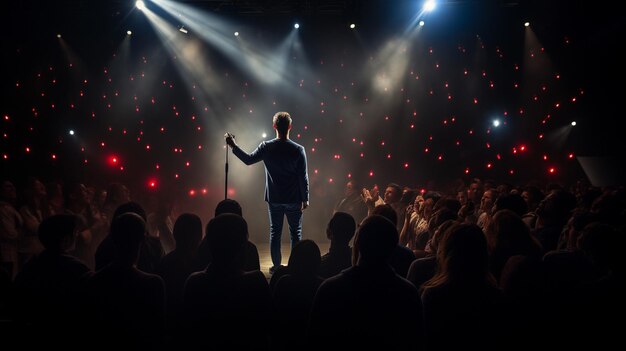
[298,146,309,202]
[232,142,265,165]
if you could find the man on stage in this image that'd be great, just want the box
[225,111,309,275]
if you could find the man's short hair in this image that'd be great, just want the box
[273,111,292,134]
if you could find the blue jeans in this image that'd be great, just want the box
[268,202,303,267]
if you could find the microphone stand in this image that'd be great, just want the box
[225,139,229,200]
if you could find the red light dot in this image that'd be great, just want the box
[487,163,492,169]
[369,171,374,177]
[25,147,30,153]
[329,178,333,183]
[568,153,574,159]
[189,190,196,196]
[543,155,548,160]
[549,167,556,174]
[465,168,470,174]
[404,163,409,168]
[3,154,8,159]
[201,189,208,195]
[51,154,56,159]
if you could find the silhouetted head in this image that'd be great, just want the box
[372,204,398,227]
[205,214,248,265]
[326,212,356,244]
[287,239,321,275]
[113,201,147,222]
[493,193,528,217]
[38,214,78,252]
[354,215,398,264]
[578,222,622,273]
[536,189,576,226]
[272,111,292,136]
[437,223,490,283]
[110,212,146,265]
[0,180,17,204]
[215,198,242,217]
[173,213,203,252]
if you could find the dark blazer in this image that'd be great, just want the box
[232,138,309,203]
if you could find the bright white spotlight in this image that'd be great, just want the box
[136,1,145,10]
[524,22,530,27]
[234,31,239,36]
[56,34,62,38]
[350,23,356,29]
[423,0,437,12]
[571,121,577,126]
[419,20,425,27]
[69,129,75,136]
[294,23,300,29]
[179,26,188,34]
[262,132,267,138]
[127,30,132,35]
[493,119,501,127]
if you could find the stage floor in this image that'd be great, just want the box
[253,240,330,276]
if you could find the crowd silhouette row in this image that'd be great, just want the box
[1,176,625,350]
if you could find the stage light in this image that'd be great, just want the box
[493,119,501,127]
[127,30,132,35]
[294,23,300,29]
[350,23,356,29]
[56,34,62,38]
[524,22,530,27]
[571,121,577,126]
[179,26,188,34]
[419,20,425,27]
[68,130,75,136]
[234,31,239,36]
[136,1,145,10]
[423,0,436,12]
[262,132,267,138]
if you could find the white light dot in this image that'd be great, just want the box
[423,0,436,12]
[136,1,145,10]
[419,21,425,27]
[294,23,300,29]
[69,130,75,135]
[56,34,62,38]
[350,23,356,29]
[493,119,501,127]
[127,30,132,35]
[262,133,267,138]
[571,121,577,126]
[524,22,530,27]
[234,31,239,36]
